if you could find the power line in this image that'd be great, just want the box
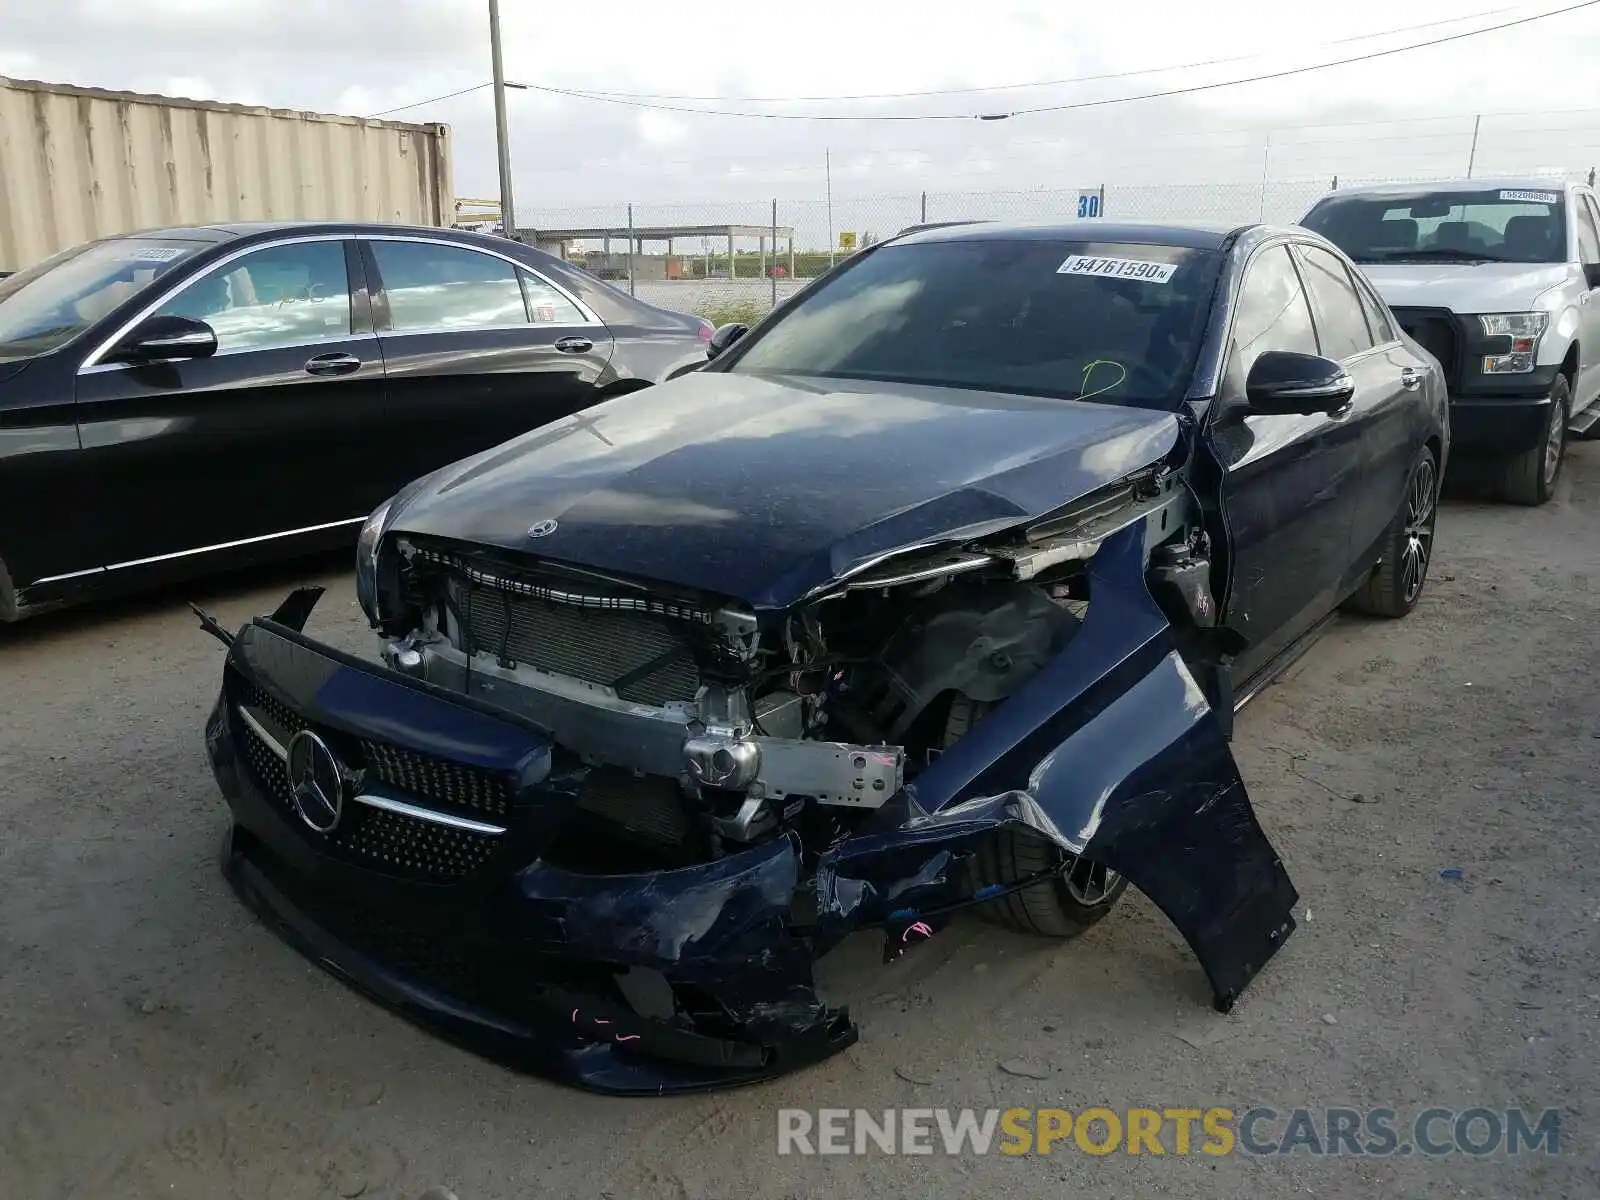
[527,1,1600,121]
[363,4,1561,121]
[371,81,489,116]
[556,5,1532,103]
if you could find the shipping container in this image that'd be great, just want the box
[0,76,454,273]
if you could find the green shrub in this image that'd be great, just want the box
[694,299,770,327]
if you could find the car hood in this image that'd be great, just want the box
[1361,262,1575,313]
[388,372,1184,608]
[0,357,31,383]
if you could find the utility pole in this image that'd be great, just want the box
[1466,114,1482,178]
[826,148,835,269]
[488,0,517,239]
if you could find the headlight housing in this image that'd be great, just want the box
[353,496,395,626]
[1477,312,1548,374]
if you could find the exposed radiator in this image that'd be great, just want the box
[457,577,703,707]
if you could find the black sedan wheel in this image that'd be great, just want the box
[947,696,1128,938]
[1346,445,1438,619]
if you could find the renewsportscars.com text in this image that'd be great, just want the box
[776,1106,1562,1157]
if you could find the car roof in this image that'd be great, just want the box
[104,220,537,250]
[1311,177,1577,201]
[890,219,1252,251]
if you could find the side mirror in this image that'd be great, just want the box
[706,322,749,361]
[1583,262,1600,289]
[1244,350,1355,416]
[110,314,218,364]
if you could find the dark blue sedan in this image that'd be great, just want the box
[200,219,1447,1093]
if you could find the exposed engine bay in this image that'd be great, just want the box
[203,461,1299,1094]
[372,468,1216,876]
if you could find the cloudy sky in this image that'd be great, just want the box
[4,0,1600,235]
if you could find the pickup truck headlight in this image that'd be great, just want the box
[354,497,395,626]
[1477,312,1548,374]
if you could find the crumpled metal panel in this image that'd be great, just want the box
[815,523,1299,1011]
[0,76,453,272]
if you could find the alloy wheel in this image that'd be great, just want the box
[1543,400,1566,487]
[1065,855,1121,906]
[1400,456,1438,605]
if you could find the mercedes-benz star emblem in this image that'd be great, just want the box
[286,730,344,833]
[527,518,559,538]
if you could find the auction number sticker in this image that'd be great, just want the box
[1499,189,1559,204]
[122,246,188,262]
[1058,255,1175,283]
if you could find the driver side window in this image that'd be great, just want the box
[152,240,353,353]
[1231,246,1318,379]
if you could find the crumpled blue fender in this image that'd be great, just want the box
[815,522,1298,1011]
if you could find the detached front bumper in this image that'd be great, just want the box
[207,610,853,1095]
[204,525,1300,1094]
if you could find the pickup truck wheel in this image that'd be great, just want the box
[946,696,1128,938]
[1498,375,1569,506]
[1346,445,1438,619]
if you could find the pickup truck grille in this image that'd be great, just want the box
[1391,307,1462,390]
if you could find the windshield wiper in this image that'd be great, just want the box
[1361,248,1506,264]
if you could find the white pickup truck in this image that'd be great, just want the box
[1300,178,1600,505]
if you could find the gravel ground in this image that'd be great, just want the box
[2,446,1597,1199]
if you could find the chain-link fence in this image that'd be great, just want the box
[502,167,1595,324]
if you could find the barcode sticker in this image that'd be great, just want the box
[1499,189,1559,204]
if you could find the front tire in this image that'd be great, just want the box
[946,696,1128,938]
[1498,374,1569,506]
[1347,445,1438,619]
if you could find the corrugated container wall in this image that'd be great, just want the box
[0,77,454,272]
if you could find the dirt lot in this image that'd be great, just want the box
[2,447,1597,1200]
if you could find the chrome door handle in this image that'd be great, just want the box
[1400,368,1422,390]
[554,336,593,354]
[304,352,363,377]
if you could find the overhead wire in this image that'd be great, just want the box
[365,2,1595,121]
[524,0,1600,121]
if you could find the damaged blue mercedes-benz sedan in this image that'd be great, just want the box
[202,220,1449,1093]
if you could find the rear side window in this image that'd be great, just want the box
[518,269,586,323]
[1231,246,1318,376]
[372,241,530,332]
[153,240,352,353]
[1352,274,1396,344]
[1294,245,1375,361]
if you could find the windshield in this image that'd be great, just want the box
[0,237,207,361]
[1301,188,1567,264]
[727,237,1223,410]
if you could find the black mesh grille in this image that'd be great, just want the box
[361,740,512,821]
[460,584,701,706]
[329,805,500,883]
[232,681,507,884]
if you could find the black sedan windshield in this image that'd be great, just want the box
[727,237,1223,410]
[0,237,204,361]
[1302,188,1567,264]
